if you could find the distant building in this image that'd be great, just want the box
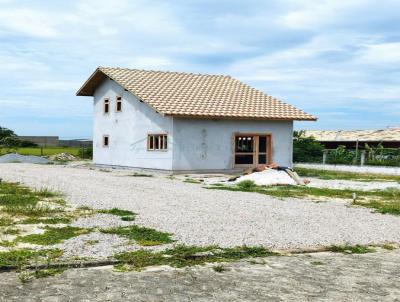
[304,127,400,149]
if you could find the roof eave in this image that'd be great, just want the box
[165,113,317,121]
[76,67,107,96]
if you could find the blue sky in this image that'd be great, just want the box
[0,0,399,138]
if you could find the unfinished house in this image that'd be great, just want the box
[77,67,316,171]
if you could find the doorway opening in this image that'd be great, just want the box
[234,134,272,167]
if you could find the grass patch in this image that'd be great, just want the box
[0,217,13,226]
[212,264,227,272]
[20,217,72,225]
[353,198,400,216]
[121,216,135,221]
[101,225,173,246]
[99,208,136,218]
[295,167,400,183]
[327,245,376,254]
[208,183,400,203]
[310,261,324,265]
[129,172,153,177]
[183,178,202,184]
[2,227,20,235]
[18,226,91,245]
[115,245,276,270]
[33,268,65,279]
[382,244,396,250]
[0,249,63,268]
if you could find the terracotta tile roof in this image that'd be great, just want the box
[77,67,316,121]
[304,128,400,142]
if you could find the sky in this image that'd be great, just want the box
[0,0,399,138]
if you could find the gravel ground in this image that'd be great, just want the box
[295,163,400,175]
[1,163,400,250]
[307,177,400,191]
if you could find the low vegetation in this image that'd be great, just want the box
[183,178,202,184]
[129,172,153,177]
[114,245,276,271]
[18,226,91,245]
[99,208,136,218]
[208,180,400,215]
[295,167,400,183]
[327,245,376,254]
[101,225,174,246]
[0,249,63,268]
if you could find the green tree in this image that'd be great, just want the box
[0,127,16,140]
[293,130,324,163]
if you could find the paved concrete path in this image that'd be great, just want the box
[1,250,400,301]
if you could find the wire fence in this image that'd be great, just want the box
[322,147,400,167]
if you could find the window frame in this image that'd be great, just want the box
[115,96,122,112]
[147,134,168,151]
[103,135,110,148]
[103,98,110,114]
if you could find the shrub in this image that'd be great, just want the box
[236,180,257,190]
[78,147,93,159]
[293,131,324,163]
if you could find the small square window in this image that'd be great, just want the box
[147,134,167,151]
[103,135,109,147]
[104,99,110,114]
[116,96,122,112]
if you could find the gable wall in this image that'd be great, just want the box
[93,78,173,169]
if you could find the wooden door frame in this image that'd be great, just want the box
[232,133,273,168]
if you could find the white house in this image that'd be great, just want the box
[77,67,316,172]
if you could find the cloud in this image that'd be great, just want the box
[358,42,400,65]
[0,8,59,38]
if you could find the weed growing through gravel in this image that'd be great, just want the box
[382,244,396,250]
[327,245,376,254]
[114,245,277,271]
[310,261,324,266]
[20,217,72,225]
[0,249,63,268]
[99,208,136,218]
[18,226,91,245]
[183,178,202,184]
[352,198,400,216]
[212,264,227,272]
[295,167,400,183]
[101,225,173,246]
[129,172,153,177]
[207,183,400,214]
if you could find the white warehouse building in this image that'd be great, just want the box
[77,67,316,172]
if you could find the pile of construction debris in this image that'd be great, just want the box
[232,164,307,186]
[49,153,77,161]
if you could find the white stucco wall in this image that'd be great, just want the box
[172,119,293,171]
[93,79,173,169]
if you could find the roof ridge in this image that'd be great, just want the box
[98,66,231,78]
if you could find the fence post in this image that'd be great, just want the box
[323,150,328,165]
[360,150,366,166]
